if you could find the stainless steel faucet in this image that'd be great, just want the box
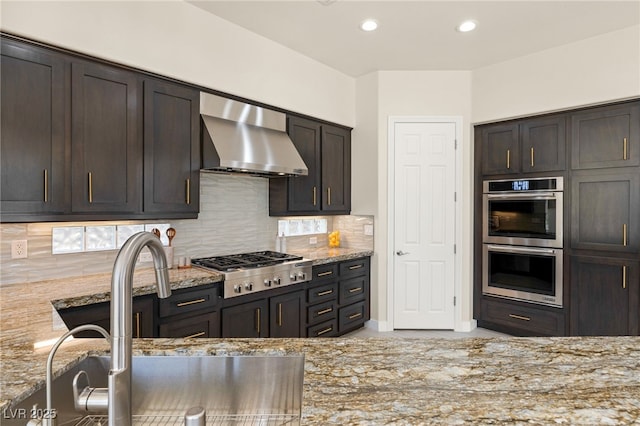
[108,231,171,425]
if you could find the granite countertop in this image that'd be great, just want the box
[2,247,639,424]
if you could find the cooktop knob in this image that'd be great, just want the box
[245,282,253,291]
[264,279,272,287]
[233,285,242,294]
[273,277,281,285]
[290,274,297,282]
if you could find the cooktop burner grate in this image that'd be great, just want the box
[192,251,303,272]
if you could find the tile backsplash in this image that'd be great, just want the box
[0,173,373,286]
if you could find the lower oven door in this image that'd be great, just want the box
[483,244,563,307]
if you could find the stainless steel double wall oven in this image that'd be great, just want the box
[482,177,564,307]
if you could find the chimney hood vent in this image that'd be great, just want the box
[200,93,308,177]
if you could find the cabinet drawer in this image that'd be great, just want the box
[307,282,338,304]
[339,301,366,331]
[339,276,366,305]
[158,311,220,338]
[158,285,219,318]
[339,258,369,279]
[307,318,338,338]
[311,264,338,282]
[307,300,337,325]
[482,298,565,336]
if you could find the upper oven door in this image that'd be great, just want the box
[483,191,563,248]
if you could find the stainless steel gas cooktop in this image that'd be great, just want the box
[191,251,312,299]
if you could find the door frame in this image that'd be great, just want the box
[386,116,464,331]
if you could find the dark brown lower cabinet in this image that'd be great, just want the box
[570,255,639,336]
[479,297,565,336]
[269,290,305,338]
[158,311,220,338]
[221,300,268,338]
[57,295,155,338]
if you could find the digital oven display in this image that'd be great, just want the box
[511,180,529,191]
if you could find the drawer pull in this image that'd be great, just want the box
[623,265,627,289]
[348,264,363,270]
[278,303,283,327]
[256,308,261,334]
[317,289,334,296]
[317,307,333,315]
[623,223,628,247]
[316,327,333,336]
[317,271,333,277]
[348,312,363,320]
[508,314,531,321]
[176,298,206,308]
[349,287,363,293]
[185,331,205,339]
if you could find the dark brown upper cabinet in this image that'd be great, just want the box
[520,116,566,173]
[571,102,640,170]
[571,171,639,254]
[269,116,351,215]
[480,117,566,176]
[143,79,199,217]
[0,39,67,220]
[480,123,519,175]
[71,62,142,214]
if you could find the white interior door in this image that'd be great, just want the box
[393,121,456,329]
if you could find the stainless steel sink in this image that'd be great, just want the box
[5,355,304,425]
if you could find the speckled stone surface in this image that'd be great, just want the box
[2,249,639,424]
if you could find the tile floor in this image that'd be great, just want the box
[343,326,511,339]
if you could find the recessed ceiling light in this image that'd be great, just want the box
[360,19,378,32]
[456,20,477,33]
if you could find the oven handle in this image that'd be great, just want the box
[486,193,556,200]
[486,244,557,255]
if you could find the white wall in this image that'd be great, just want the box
[472,25,640,123]
[0,0,355,127]
[354,70,473,329]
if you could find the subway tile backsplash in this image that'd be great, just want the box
[0,173,373,286]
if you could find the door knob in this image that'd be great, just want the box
[396,250,410,256]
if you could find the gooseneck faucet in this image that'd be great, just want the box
[109,232,172,425]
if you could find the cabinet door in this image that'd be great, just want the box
[57,296,155,338]
[571,102,640,170]
[1,40,66,218]
[286,116,322,213]
[520,116,566,173]
[71,62,141,213]
[321,125,351,213]
[481,123,519,175]
[269,290,305,338]
[570,256,639,336]
[221,300,268,337]
[571,172,639,253]
[143,79,199,216]
[158,311,220,338]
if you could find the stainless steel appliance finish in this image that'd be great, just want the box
[191,251,312,299]
[483,244,563,307]
[200,92,308,177]
[483,176,564,248]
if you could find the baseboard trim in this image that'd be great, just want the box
[456,319,478,332]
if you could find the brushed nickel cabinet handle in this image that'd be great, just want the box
[278,303,283,327]
[349,287,362,293]
[317,307,333,316]
[623,137,628,160]
[349,264,363,270]
[623,224,628,247]
[88,172,93,203]
[316,327,333,336]
[186,178,191,205]
[313,186,317,206]
[623,265,627,289]
[530,147,535,167]
[176,298,206,307]
[317,289,333,296]
[256,308,261,334]
[506,149,511,169]
[185,331,206,339]
[509,314,531,321]
[135,312,141,338]
[317,271,333,278]
[44,169,48,203]
[348,312,362,320]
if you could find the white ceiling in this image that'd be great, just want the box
[188,0,640,77]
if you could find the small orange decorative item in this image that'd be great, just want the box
[328,230,340,248]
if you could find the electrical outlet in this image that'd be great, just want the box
[364,224,374,236]
[11,240,28,259]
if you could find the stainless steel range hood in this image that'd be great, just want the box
[200,92,308,177]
